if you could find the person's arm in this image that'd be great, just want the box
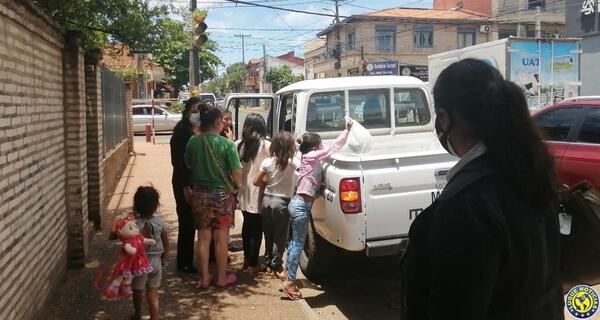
[426,197,503,320]
[306,128,351,162]
[254,171,267,188]
[184,136,194,169]
[226,140,243,189]
[160,222,169,265]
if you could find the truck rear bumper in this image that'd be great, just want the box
[366,237,408,257]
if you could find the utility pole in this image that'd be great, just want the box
[535,6,542,38]
[235,34,251,63]
[189,0,199,91]
[334,0,342,77]
[262,44,267,93]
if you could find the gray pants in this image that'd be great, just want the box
[262,194,291,271]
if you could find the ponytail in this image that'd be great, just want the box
[434,59,557,207]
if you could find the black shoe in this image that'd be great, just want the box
[177,265,198,274]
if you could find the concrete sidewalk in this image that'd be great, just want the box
[43,140,310,320]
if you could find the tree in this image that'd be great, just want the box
[32,0,169,51]
[153,18,221,92]
[266,65,303,92]
[224,63,247,93]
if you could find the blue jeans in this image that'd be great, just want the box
[285,195,313,282]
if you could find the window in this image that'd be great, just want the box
[133,107,145,115]
[528,0,545,9]
[279,94,296,133]
[349,89,390,129]
[578,108,600,144]
[306,91,345,132]
[457,28,476,49]
[347,30,356,51]
[499,29,517,39]
[394,89,430,127]
[534,107,584,141]
[153,107,164,115]
[376,26,396,53]
[414,27,433,48]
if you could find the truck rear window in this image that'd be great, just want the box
[306,91,345,132]
[394,89,430,127]
[349,89,391,129]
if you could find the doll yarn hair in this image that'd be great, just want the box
[114,215,136,239]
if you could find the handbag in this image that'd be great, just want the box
[559,182,600,292]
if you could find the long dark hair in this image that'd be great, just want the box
[182,96,202,120]
[238,113,267,163]
[433,58,556,207]
[270,131,296,171]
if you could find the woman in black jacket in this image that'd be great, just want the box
[404,59,563,320]
[170,97,203,273]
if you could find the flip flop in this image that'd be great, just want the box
[280,283,302,300]
[196,274,212,290]
[215,273,237,288]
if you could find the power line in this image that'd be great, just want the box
[223,0,350,18]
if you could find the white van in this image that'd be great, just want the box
[226,76,456,278]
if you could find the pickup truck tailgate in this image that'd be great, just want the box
[331,133,458,241]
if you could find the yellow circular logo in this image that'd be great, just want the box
[566,285,599,319]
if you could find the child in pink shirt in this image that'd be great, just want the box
[280,120,352,300]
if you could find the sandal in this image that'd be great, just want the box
[280,283,302,300]
[196,274,212,290]
[215,273,237,288]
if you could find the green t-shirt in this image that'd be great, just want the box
[184,133,242,189]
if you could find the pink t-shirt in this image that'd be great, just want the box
[296,129,350,198]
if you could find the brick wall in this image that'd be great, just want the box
[0,1,68,319]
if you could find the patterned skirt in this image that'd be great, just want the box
[191,186,236,230]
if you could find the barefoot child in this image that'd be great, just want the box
[253,132,300,278]
[131,186,169,320]
[281,120,353,299]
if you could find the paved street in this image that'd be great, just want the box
[43,134,402,320]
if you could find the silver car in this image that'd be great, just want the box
[132,105,182,133]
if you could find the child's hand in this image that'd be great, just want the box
[225,127,235,140]
[346,119,353,130]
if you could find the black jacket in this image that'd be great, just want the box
[405,154,563,320]
[170,120,194,188]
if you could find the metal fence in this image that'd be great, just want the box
[101,66,127,155]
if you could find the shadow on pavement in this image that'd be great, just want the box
[303,255,404,320]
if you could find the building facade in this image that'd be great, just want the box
[310,4,566,79]
[566,0,600,95]
[245,51,304,93]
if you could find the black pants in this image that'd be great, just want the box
[173,182,196,269]
[242,211,263,267]
[262,195,291,271]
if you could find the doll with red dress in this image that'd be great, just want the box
[103,213,156,299]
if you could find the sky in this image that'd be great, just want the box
[153,0,433,69]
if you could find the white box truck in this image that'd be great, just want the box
[428,37,581,111]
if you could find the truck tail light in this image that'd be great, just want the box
[340,178,361,214]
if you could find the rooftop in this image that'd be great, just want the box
[277,75,425,93]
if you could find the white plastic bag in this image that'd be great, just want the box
[340,117,372,156]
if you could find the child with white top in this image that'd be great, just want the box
[254,132,300,278]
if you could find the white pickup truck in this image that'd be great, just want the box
[225,76,457,278]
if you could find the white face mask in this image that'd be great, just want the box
[189,113,200,127]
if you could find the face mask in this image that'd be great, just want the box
[435,117,459,157]
[189,113,200,127]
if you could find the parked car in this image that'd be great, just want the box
[225,76,457,278]
[532,96,600,190]
[199,93,217,106]
[132,105,182,133]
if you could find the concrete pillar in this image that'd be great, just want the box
[125,81,134,153]
[63,31,91,268]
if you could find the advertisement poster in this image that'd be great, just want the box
[509,40,579,109]
[366,61,398,76]
[399,65,429,81]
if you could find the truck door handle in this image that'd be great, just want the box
[435,169,450,178]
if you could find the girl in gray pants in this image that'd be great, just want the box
[253,132,300,277]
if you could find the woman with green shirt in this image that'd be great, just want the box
[185,105,242,289]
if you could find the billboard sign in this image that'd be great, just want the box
[366,61,398,76]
